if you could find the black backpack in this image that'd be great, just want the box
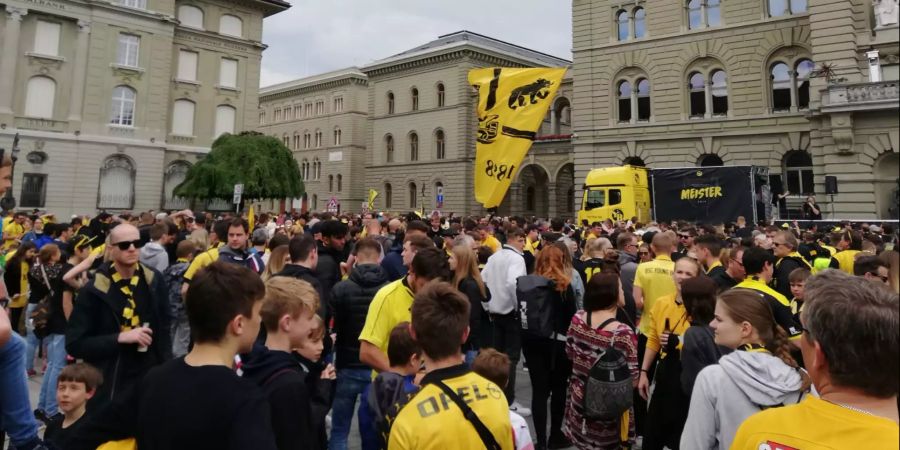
[515,275,557,338]
[582,316,633,421]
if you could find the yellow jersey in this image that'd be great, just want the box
[183,244,223,282]
[833,250,860,274]
[358,278,414,377]
[634,255,676,335]
[731,396,899,450]
[388,365,514,450]
[643,294,689,356]
[481,235,501,253]
[3,222,24,250]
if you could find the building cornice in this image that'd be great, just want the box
[260,76,368,101]
[174,27,266,52]
[365,49,569,78]
[79,0,177,24]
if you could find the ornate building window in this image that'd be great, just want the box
[435,129,446,160]
[615,72,651,124]
[770,58,815,112]
[334,127,342,146]
[634,8,646,38]
[385,183,392,209]
[688,0,721,29]
[337,174,343,192]
[116,34,140,67]
[437,83,445,107]
[617,81,632,123]
[219,14,243,37]
[769,0,807,17]
[409,182,417,209]
[25,76,56,119]
[387,92,395,114]
[698,154,724,166]
[98,155,135,209]
[328,175,333,192]
[386,135,395,163]
[783,150,814,195]
[409,132,419,161]
[315,130,323,148]
[616,10,630,41]
[687,66,728,118]
[411,88,419,111]
[215,105,236,137]
[172,99,195,135]
[110,86,136,126]
[163,161,191,210]
[178,5,204,28]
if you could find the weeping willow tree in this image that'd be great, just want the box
[174,132,304,203]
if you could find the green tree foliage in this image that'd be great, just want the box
[174,131,304,200]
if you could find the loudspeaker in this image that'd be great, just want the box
[825,176,838,195]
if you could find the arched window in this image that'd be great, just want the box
[771,62,792,112]
[623,156,646,167]
[334,127,342,145]
[301,158,309,180]
[386,135,394,163]
[411,88,419,111]
[98,155,135,209]
[304,131,311,149]
[616,10,630,41]
[634,8,646,38]
[293,132,300,150]
[526,186,536,211]
[178,5,204,28]
[769,0,806,16]
[688,0,721,29]
[110,86,136,126]
[172,99,195,135]
[385,183,393,209]
[409,182,417,208]
[409,132,419,161]
[784,150,814,195]
[710,70,728,116]
[25,76,56,119]
[437,83,445,107]
[698,154,724,166]
[387,92,395,114]
[617,81,632,123]
[219,14,242,37]
[315,130,322,147]
[796,59,814,109]
[163,161,191,210]
[312,194,318,211]
[337,174,343,192]
[435,129,445,160]
[215,105,236,137]
[636,79,651,121]
[689,72,706,118]
[328,175,333,192]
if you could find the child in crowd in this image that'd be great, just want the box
[472,349,535,450]
[294,314,336,450]
[242,276,320,450]
[164,240,196,357]
[788,268,811,327]
[358,322,421,450]
[43,363,103,450]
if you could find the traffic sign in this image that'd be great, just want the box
[233,184,243,205]
[436,185,444,209]
[326,197,340,213]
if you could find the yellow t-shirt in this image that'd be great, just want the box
[481,235,501,253]
[833,250,860,274]
[524,237,539,254]
[358,278,414,377]
[388,368,514,450]
[3,222,24,250]
[634,255,676,335]
[643,294,689,355]
[183,244,223,282]
[731,396,899,450]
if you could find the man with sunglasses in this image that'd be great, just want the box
[673,227,696,261]
[66,223,172,410]
[853,256,891,287]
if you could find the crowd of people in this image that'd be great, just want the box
[0,154,897,449]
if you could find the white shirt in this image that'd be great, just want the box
[481,245,526,315]
[510,411,534,450]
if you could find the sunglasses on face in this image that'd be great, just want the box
[112,240,143,251]
[639,251,649,256]
[679,234,691,239]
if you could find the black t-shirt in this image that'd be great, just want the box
[136,358,277,450]
[44,413,84,449]
[46,263,75,335]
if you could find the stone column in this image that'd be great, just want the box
[547,183,558,219]
[508,182,522,217]
[67,20,91,126]
[549,111,557,135]
[630,93,638,124]
[704,81,713,119]
[0,6,27,118]
[789,70,798,113]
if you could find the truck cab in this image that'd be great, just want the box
[578,165,651,225]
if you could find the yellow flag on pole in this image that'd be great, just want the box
[248,205,255,231]
[469,67,566,209]
[367,189,378,210]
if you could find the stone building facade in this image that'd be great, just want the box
[0,0,288,217]
[257,31,575,217]
[572,0,899,219]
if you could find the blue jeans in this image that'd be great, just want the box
[0,333,40,447]
[37,334,67,416]
[24,303,41,373]
[329,368,371,450]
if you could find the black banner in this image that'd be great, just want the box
[652,166,755,223]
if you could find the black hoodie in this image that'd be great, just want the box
[274,264,326,317]
[331,264,390,370]
[241,344,318,450]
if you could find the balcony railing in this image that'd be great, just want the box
[821,81,900,112]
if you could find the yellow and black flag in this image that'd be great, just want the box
[468,67,566,209]
[367,189,378,210]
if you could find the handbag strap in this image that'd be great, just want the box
[433,380,501,450]
[39,264,54,297]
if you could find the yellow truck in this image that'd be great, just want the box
[579,165,767,224]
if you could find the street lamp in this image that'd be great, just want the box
[0,133,21,213]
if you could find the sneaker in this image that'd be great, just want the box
[509,401,532,417]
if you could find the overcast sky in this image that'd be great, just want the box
[259,0,571,87]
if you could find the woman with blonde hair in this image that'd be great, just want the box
[448,244,488,364]
[262,244,290,281]
[518,244,578,449]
